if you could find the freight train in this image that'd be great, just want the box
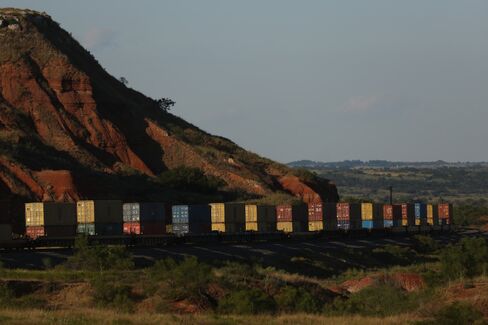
[0,200,453,249]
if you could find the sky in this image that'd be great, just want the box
[2,1,488,163]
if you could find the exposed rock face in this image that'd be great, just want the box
[0,9,339,209]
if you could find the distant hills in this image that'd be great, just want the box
[288,160,488,170]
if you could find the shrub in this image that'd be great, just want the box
[416,302,484,325]
[149,257,213,305]
[326,284,412,316]
[274,286,321,313]
[156,167,225,193]
[413,235,438,254]
[440,237,488,280]
[372,244,416,264]
[218,288,276,314]
[90,275,133,311]
[64,236,134,271]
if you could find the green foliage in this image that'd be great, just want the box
[440,237,488,280]
[218,288,276,315]
[413,235,439,254]
[90,275,133,311]
[64,236,134,272]
[326,284,412,316]
[454,205,488,226]
[416,302,485,325]
[372,244,416,264]
[156,167,225,193]
[149,257,213,304]
[274,286,321,313]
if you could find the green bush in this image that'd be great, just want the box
[64,236,134,271]
[90,275,133,311]
[413,235,438,254]
[149,257,213,305]
[440,237,488,279]
[326,284,413,316]
[274,286,321,313]
[218,288,276,314]
[156,167,225,193]
[416,302,484,325]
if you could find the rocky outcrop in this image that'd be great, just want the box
[0,8,339,206]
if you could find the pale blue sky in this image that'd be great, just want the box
[2,1,488,162]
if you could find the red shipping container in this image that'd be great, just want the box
[383,205,393,220]
[140,222,165,235]
[337,203,350,220]
[438,204,451,219]
[123,222,141,235]
[276,205,293,222]
[308,203,323,221]
[401,204,408,220]
[26,226,44,239]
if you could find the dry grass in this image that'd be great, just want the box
[0,308,417,325]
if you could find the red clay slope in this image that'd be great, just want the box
[0,8,338,204]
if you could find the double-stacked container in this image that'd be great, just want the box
[210,203,246,233]
[426,204,439,226]
[123,203,166,235]
[25,202,77,239]
[438,203,453,225]
[336,203,361,230]
[172,205,211,235]
[373,203,385,229]
[414,203,427,226]
[323,203,338,231]
[276,204,308,233]
[77,200,123,236]
[392,204,403,227]
[361,203,374,229]
[245,205,276,232]
[308,203,324,232]
[398,204,415,226]
[383,204,394,228]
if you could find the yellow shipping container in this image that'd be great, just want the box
[212,222,226,232]
[25,203,44,226]
[427,218,433,226]
[166,224,173,233]
[246,222,258,231]
[77,201,95,223]
[210,203,225,223]
[427,204,434,219]
[415,219,420,226]
[277,221,293,233]
[402,219,408,226]
[361,203,373,220]
[308,221,323,232]
[245,205,257,223]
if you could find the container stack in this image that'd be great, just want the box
[123,203,166,235]
[276,204,307,233]
[438,203,453,225]
[337,203,350,230]
[210,203,246,233]
[323,203,338,231]
[307,203,324,232]
[77,200,123,236]
[426,204,439,226]
[25,202,77,239]
[383,204,394,228]
[245,205,276,232]
[361,203,374,229]
[414,203,427,226]
[172,205,211,236]
[373,203,384,229]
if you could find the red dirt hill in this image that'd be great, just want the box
[0,9,338,220]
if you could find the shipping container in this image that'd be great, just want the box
[245,220,276,232]
[392,204,403,227]
[308,221,323,232]
[384,220,394,228]
[373,204,384,228]
[123,202,166,223]
[276,204,308,223]
[211,222,245,233]
[245,205,276,223]
[414,203,427,226]
[277,221,306,233]
[172,205,212,234]
[77,200,122,224]
[77,223,95,236]
[26,226,44,239]
[25,202,77,227]
[210,203,246,224]
[123,222,140,235]
[337,220,350,230]
[349,203,362,230]
[324,203,337,231]
[173,222,211,235]
[362,220,373,229]
[308,203,323,222]
[0,224,12,241]
[77,223,122,236]
[438,203,453,224]
[337,203,350,220]
[361,203,373,220]
[383,204,393,220]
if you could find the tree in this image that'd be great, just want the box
[157,97,175,112]
[119,77,128,86]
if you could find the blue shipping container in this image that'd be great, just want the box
[384,220,394,228]
[362,220,373,229]
[337,220,350,230]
